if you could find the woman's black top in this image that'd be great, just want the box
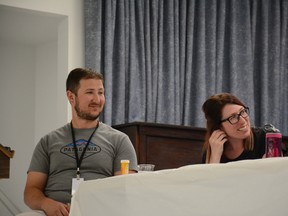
[220,127,266,163]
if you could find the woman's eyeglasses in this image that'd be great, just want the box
[220,107,249,125]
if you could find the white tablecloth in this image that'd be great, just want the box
[70,158,288,216]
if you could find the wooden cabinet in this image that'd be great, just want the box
[113,122,206,170]
[113,122,288,170]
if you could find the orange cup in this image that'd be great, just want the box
[121,160,130,175]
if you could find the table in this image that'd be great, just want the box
[70,157,288,216]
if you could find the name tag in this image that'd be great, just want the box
[72,177,84,195]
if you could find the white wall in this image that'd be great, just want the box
[0,41,36,215]
[34,41,59,143]
[0,0,84,215]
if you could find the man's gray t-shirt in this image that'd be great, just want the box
[28,122,138,204]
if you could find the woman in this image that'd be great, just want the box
[201,93,283,163]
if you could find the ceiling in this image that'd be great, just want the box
[0,5,65,45]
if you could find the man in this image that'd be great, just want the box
[21,68,138,216]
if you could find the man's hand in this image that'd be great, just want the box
[41,198,70,216]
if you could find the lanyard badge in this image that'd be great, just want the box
[70,121,99,195]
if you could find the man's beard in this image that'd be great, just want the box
[75,99,100,121]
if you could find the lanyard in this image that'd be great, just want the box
[70,121,99,179]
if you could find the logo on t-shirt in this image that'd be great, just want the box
[60,139,101,159]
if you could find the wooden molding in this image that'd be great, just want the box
[0,144,15,158]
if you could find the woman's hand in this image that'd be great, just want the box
[208,129,228,163]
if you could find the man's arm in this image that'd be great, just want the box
[24,171,70,216]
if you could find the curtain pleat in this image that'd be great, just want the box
[84,0,288,135]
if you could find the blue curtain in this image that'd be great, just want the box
[84,0,288,135]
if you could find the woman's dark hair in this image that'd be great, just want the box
[202,93,246,132]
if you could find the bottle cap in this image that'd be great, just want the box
[266,133,282,138]
[121,160,130,163]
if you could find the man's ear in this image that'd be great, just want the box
[67,91,75,104]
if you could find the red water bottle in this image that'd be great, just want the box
[265,133,283,157]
